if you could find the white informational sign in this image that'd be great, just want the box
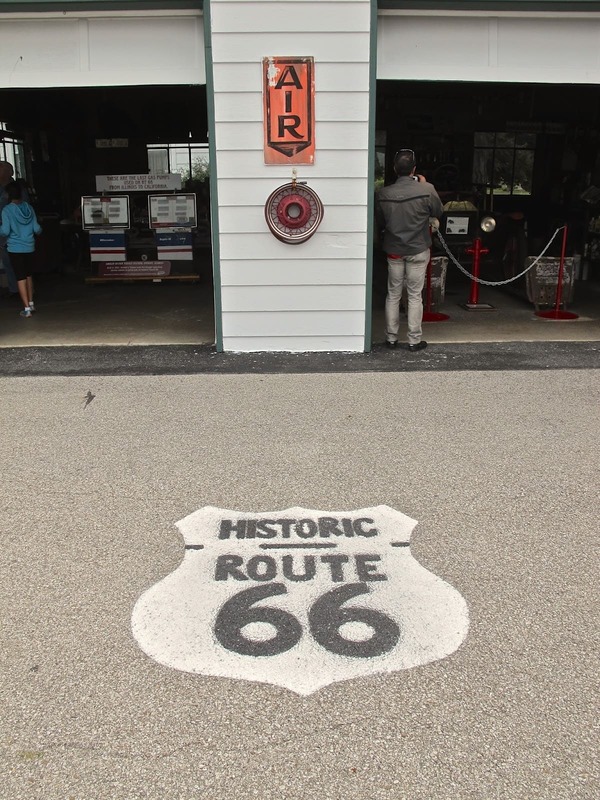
[132,505,469,695]
[445,216,470,235]
[81,195,130,230]
[148,193,197,229]
[99,261,171,277]
[95,139,129,148]
[95,174,182,193]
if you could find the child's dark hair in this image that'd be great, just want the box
[6,181,22,202]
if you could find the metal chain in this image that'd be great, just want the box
[435,226,566,286]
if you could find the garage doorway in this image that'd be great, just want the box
[0,84,215,346]
[372,80,600,344]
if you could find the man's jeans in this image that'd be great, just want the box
[385,249,430,345]
[0,244,17,294]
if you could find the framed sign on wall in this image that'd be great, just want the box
[263,56,315,165]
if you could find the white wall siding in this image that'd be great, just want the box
[225,335,364,351]
[221,285,367,312]
[219,232,367,260]
[214,91,369,122]
[212,32,370,64]
[220,260,368,286]
[213,61,370,93]
[224,311,365,337]
[215,121,370,151]
[378,12,600,84]
[217,149,369,178]
[219,205,369,233]
[211,0,372,352]
[217,178,367,207]
[0,11,205,88]
[210,1,371,33]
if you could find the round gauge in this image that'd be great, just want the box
[264,182,324,244]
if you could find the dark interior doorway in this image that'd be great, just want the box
[373,80,600,316]
[0,84,214,345]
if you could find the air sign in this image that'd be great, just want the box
[263,57,315,165]
[131,506,469,694]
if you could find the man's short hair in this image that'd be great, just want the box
[394,149,416,176]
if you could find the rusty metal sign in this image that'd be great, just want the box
[263,57,315,165]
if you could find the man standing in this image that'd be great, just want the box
[376,149,443,351]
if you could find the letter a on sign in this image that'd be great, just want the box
[263,57,315,165]
[131,506,469,695]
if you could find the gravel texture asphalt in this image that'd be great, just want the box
[0,340,598,376]
[1,366,598,799]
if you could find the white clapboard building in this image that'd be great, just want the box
[1,1,599,351]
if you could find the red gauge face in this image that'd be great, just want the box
[265,182,324,244]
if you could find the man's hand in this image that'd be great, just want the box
[415,174,426,183]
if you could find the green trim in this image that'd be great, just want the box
[4,0,598,10]
[0,1,199,10]
[203,0,223,352]
[364,0,378,353]
[378,1,600,10]
[3,0,599,9]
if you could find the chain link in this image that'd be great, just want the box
[435,226,566,286]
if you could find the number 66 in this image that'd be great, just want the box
[214,582,400,658]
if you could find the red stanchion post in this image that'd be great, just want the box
[535,225,579,320]
[422,252,449,322]
[461,237,495,311]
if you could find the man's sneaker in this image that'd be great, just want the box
[29,301,35,312]
[19,308,32,318]
[408,340,427,352]
[386,340,398,349]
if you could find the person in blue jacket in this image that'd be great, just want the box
[0,181,42,317]
[0,161,19,296]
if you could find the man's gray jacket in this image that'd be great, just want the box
[375,176,443,256]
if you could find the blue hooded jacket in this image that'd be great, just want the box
[0,201,42,253]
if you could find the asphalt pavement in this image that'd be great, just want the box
[0,359,598,799]
[0,340,598,376]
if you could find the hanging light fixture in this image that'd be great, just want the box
[480,215,496,233]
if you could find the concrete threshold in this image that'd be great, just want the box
[0,341,599,376]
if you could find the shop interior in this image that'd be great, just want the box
[0,80,599,347]
[372,80,600,343]
[0,84,215,347]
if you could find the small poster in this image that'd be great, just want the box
[445,216,469,235]
[155,230,193,261]
[95,139,129,148]
[148,194,197,229]
[81,196,130,230]
[98,261,171,277]
[95,174,182,192]
[89,231,127,262]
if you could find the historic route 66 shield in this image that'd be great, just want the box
[131,506,469,695]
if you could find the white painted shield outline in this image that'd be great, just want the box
[131,506,469,695]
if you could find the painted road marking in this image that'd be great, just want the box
[131,505,469,695]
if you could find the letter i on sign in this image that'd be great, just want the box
[131,506,469,695]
